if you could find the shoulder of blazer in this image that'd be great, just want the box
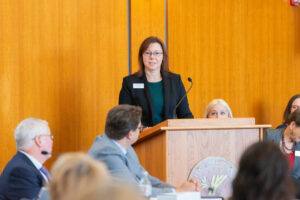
[162,71,180,79]
[15,152,43,174]
[265,128,283,143]
[8,152,34,168]
[123,74,143,83]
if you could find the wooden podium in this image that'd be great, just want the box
[133,118,271,187]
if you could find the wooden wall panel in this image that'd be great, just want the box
[0,0,127,170]
[130,0,165,73]
[168,0,300,127]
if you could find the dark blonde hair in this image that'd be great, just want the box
[48,153,110,200]
[80,181,145,200]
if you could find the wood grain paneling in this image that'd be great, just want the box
[168,0,300,127]
[134,133,167,181]
[130,0,165,73]
[0,0,127,170]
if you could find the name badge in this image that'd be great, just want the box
[133,83,144,89]
[295,151,300,157]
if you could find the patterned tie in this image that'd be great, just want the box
[40,166,51,181]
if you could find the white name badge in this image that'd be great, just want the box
[295,151,300,157]
[133,83,144,89]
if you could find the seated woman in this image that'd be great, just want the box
[119,36,193,127]
[277,94,300,129]
[47,153,143,200]
[203,99,233,118]
[264,108,300,175]
[230,141,295,200]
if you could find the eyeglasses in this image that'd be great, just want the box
[33,134,54,140]
[137,126,146,132]
[143,51,163,57]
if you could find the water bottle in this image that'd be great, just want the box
[139,171,152,197]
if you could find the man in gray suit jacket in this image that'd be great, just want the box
[88,104,200,197]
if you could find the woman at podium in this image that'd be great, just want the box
[119,36,193,127]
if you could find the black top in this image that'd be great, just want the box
[119,72,194,127]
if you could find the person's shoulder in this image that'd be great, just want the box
[163,72,185,86]
[276,123,287,129]
[123,74,142,82]
[266,128,284,134]
[264,128,283,141]
[88,135,122,158]
[2,153,28,171]
[164,71,180,78]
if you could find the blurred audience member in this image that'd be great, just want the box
[230,141,295,200]
[47,152,110,200]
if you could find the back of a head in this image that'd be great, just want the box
[48,152,110,200]
[14,118,49,150]
[231,141,295,200]
[105,104,142,140]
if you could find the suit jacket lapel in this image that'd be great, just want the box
[124,149,141,181]
[142,74,155,125]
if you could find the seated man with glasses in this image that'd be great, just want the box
[88,104,200,197]
[0,118,53,200]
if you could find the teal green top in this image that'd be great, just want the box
[148,81,164,125]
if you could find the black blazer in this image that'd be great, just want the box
[119,72,194,127]
[0,152,45,200]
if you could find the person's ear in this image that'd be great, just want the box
[126,130,134,140]
[290,121,296,131]
[34,136,43,147]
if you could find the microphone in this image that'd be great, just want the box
[41,151,61,157]
[173,77,194,119]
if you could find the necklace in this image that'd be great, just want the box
[281,133,295,154]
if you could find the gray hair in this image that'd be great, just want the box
[14,118,49,150]
[203,99,233,118]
